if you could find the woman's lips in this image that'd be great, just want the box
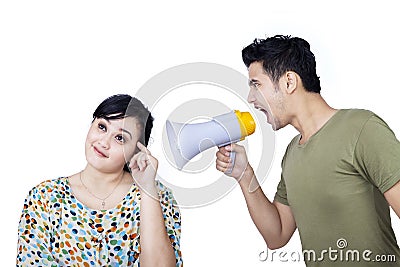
[93,146,108,158]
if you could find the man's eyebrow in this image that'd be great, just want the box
[248,79,259,86]
[120,128,132,139]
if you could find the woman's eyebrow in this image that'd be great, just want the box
[120,128,132,139]
[99,118,111,124]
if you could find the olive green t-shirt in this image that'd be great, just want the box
[274,109,400,266]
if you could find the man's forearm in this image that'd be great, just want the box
[238,165,288,249]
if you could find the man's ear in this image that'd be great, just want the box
[284,71,297,94]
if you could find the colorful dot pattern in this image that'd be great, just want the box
[16,177,183,266]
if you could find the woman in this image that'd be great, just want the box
[16,94,182,266]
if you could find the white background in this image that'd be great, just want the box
[1,1,399,266]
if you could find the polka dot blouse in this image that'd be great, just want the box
[16,177,183,266]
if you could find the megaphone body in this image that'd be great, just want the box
[166,110,255,173]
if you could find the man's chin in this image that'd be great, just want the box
[263,111,272,123]
[264,113,280,131]
[257,109,279,130]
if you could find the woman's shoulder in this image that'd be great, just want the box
[27,177,69,199]
[155,180,174,195]
[155,180,179,207]
[32,176,67,189]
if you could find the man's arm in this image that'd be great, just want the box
[384,180,400,219]
[216,144,297,249]
[238,165,297,249]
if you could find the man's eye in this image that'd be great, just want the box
[250,82,260,89]
[98,123,106,131]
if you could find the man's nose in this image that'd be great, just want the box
[247,88,256,103]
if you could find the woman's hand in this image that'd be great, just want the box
[128,142,177,266]
[128,142,158,196]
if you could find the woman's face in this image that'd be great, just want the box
[85,116,142,173]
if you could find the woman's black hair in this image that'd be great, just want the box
[242,35,321,93]
[92,94,154,172]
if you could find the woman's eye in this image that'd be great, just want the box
[116,135,126,143]
[98,123,107,131]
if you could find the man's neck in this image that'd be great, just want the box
[290,94,337,144]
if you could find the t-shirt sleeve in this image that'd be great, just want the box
[158,182,183,266]
[353,115,400,193]
[16,182,57,266]
[274,175,289,206]
[274,139,294,206]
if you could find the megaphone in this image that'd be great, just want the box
[166,110,256,173]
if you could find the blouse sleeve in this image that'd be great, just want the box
[16,182,57,266]
[157,182,183,266]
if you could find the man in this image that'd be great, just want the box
[216,35,400,266]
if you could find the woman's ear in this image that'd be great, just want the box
[123,162,131,173]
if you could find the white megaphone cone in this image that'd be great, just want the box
[166,110,256,173]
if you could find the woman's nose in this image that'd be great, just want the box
[98,135,111,149]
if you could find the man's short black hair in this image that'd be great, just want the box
[242,35,321,93]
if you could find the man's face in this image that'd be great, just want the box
[247,61,286,130]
